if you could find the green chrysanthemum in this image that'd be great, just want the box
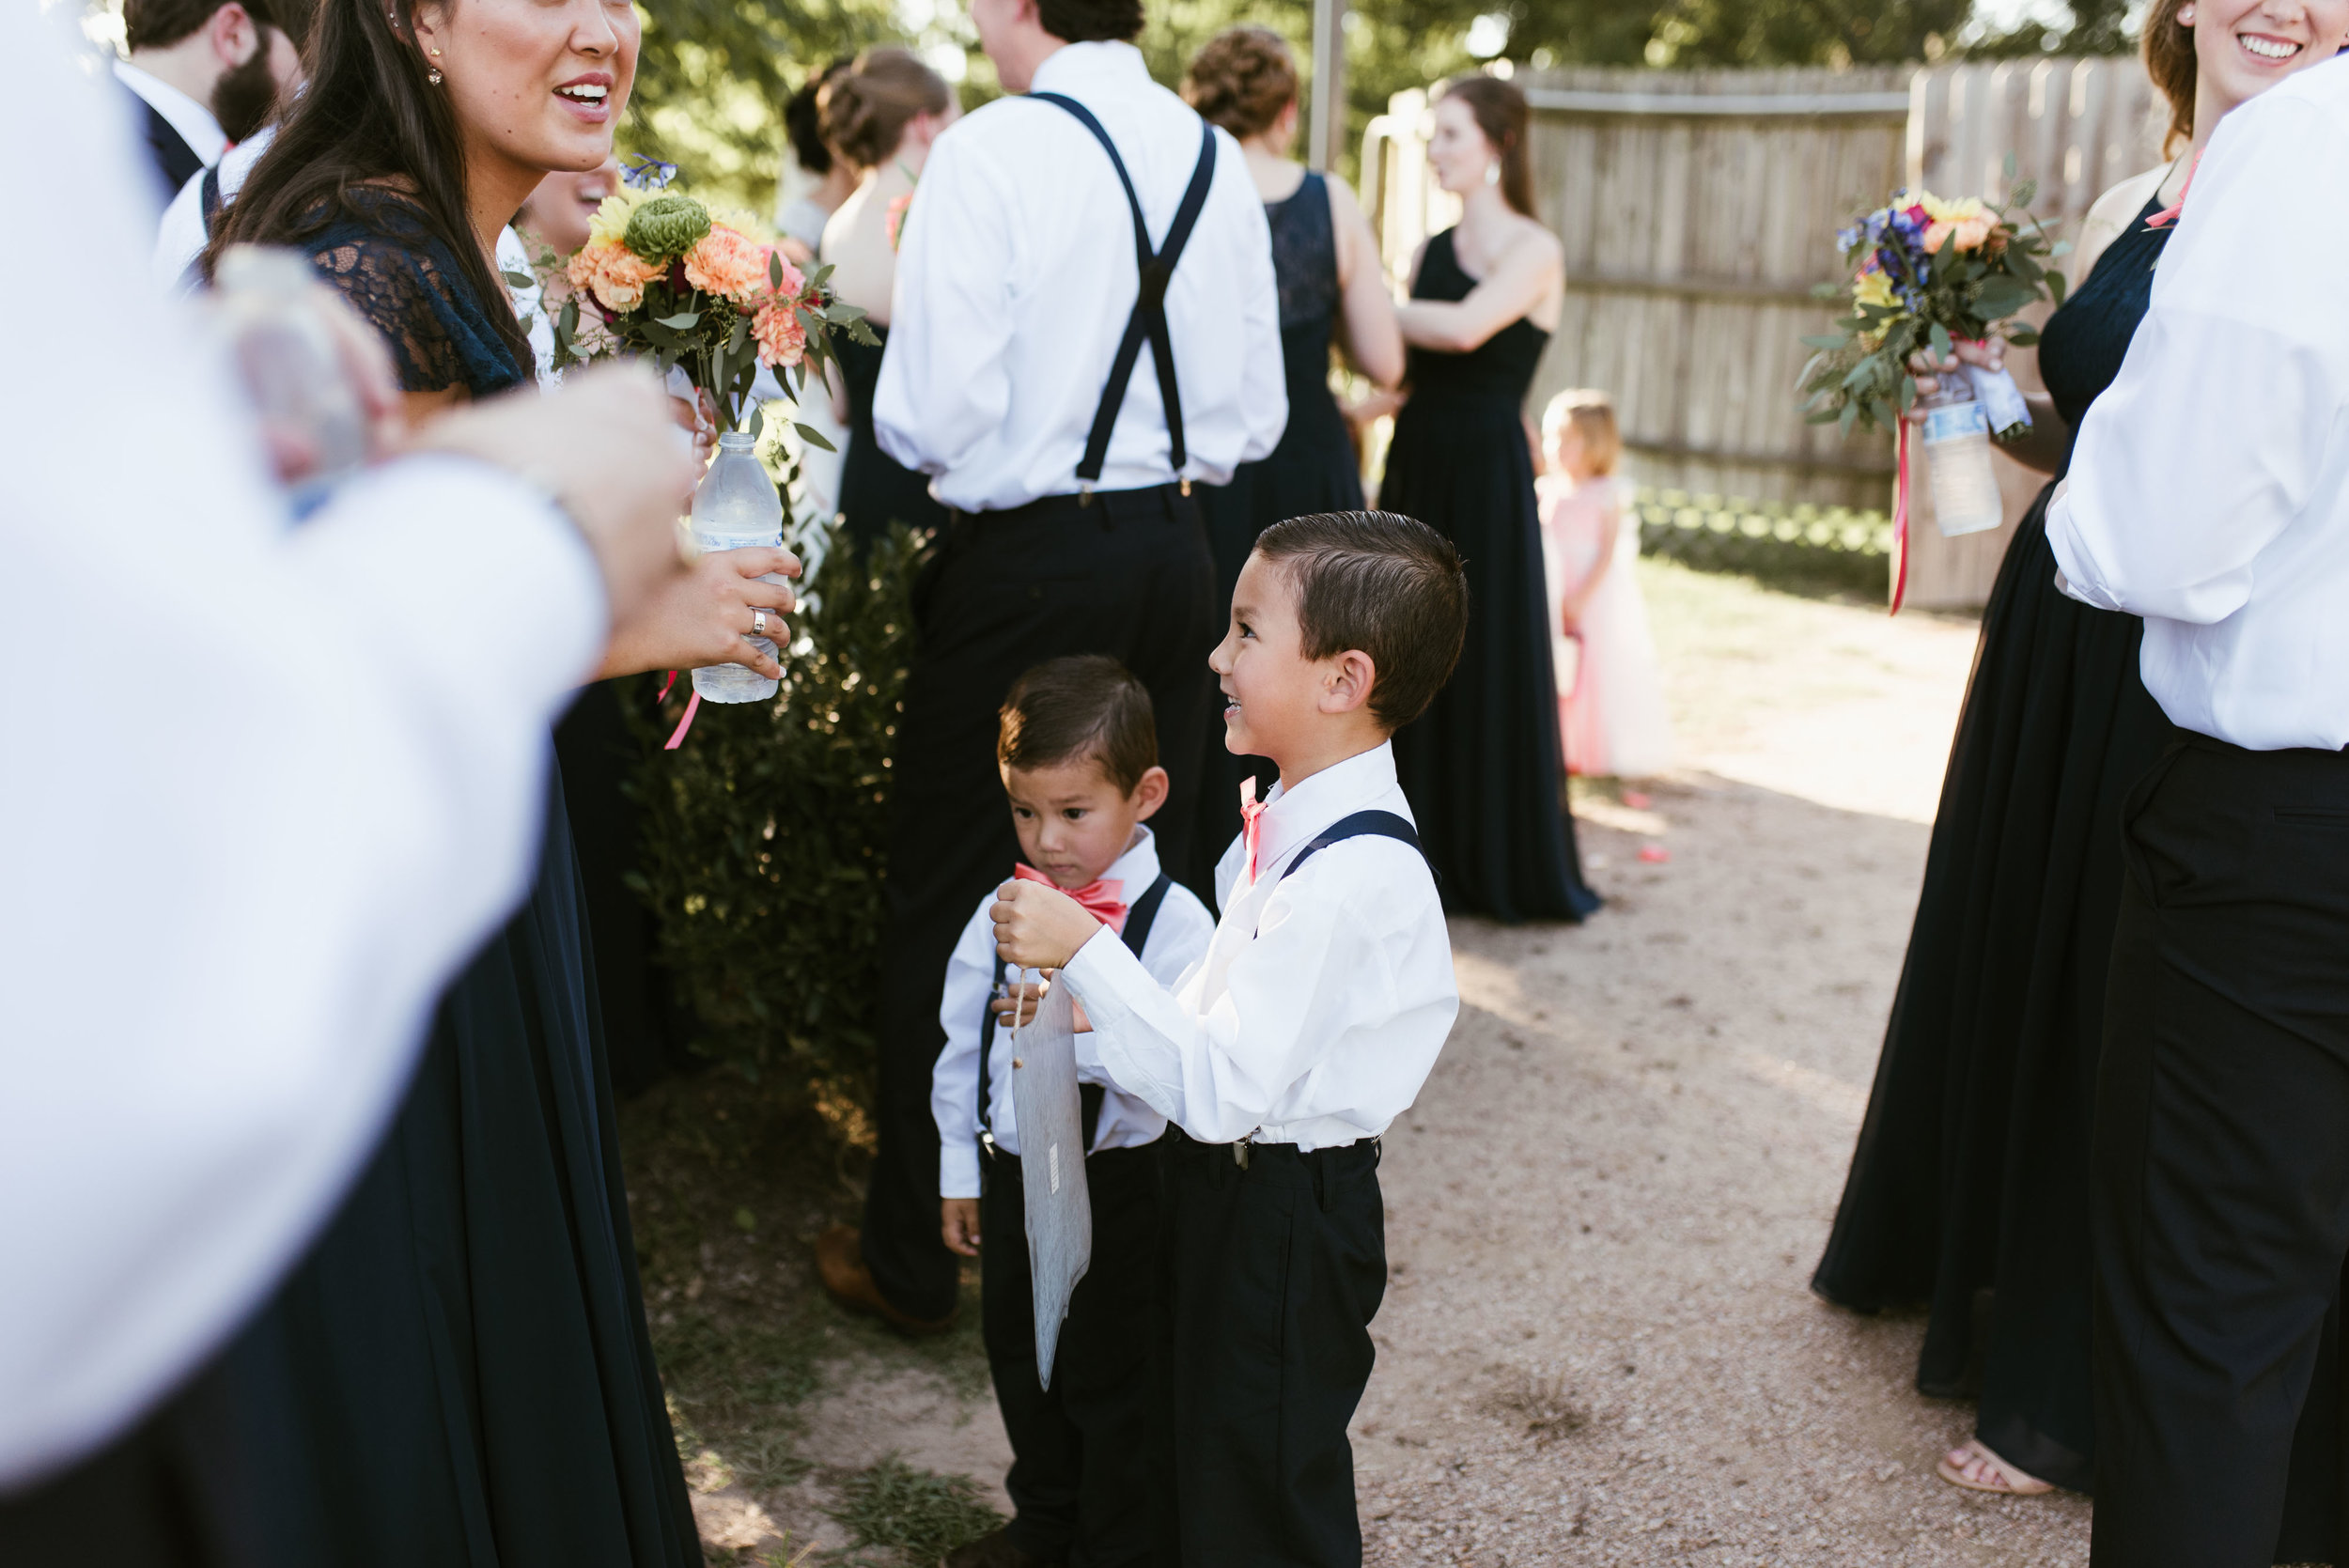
[624,194,712,262]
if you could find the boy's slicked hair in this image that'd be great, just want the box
[1252,510,1468,730]
[998,655,1159,794]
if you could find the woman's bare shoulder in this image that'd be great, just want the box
[2069,165,2170,283]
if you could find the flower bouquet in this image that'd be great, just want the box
[552,168,878,434]
[1797,173,2066,610]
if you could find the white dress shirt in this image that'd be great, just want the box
[153,127,272,288]
[874,41,1286,512]
[3,8,604,1488]
[933,826,1212,1199]
[2047,56,2349,752]
[1061,744,1459,1150]
[115,58,228,168]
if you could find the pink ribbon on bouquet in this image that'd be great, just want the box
[655,670,701,750]
[1890,419,1912,615]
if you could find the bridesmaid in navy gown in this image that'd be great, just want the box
[1816,10,2344,1528]
[1182,26,1404,885]
[1385,75,1598,922]
[818,48,957,555]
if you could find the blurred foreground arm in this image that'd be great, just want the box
[0,9,690,1490]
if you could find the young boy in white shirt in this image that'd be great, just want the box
[932,655,1215,1568]
[991,511,1468,1566]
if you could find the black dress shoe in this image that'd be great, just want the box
[942,1524,1060,1568]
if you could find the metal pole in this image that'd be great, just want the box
[1308,0,1346,172]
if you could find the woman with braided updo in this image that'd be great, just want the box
[820,47,957,555]
[1179,23,1401,877]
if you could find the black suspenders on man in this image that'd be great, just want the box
[1028,93,1218,489]
[977,873,1174,1161]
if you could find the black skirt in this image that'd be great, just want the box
[1812,490,2172,1488]
[1382,388,1599,923]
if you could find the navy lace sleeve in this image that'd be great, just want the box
[304,191,524,399]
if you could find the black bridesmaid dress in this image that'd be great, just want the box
[1382,228,1599,923]
[1193,170,1367,884]
[835,326,948,553]
[210,193,703,1568]
[1812,195,2344,1541]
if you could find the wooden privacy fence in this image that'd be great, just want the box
[1361,58,2165,609]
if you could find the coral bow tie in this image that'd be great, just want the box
[1013,863,1128,933]
[1240,776,1270,882]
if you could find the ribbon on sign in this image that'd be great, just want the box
[654,670,701,750]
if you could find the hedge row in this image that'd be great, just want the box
[1632,488,1894,598]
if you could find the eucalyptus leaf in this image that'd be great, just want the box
[1805,408,1843,426]
[1839,399,1859,440]
[793,422,837,453]
[1800,333,1853,349]
[1928,322,1952,362]
[501,269,536,288]
[2010,177,2038,209]
[2046,272,2068,306]
[769,251,786,289]
[655,311,702,330]
[2006,327,2041,347]
[744,403,766,441]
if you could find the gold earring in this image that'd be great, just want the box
[429,45,442,54]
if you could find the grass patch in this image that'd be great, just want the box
[825,1454,1005,1560]
[618,1068,991,1499]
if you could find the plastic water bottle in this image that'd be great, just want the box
[210,244,370,518]
[1917,380,2003,537]
[691,430,786,704]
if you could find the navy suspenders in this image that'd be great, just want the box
[1028,92,1218,487]
[977,872,1173,1162]
[1273,811,1429,886]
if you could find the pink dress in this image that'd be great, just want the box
[1537,474,1675,778]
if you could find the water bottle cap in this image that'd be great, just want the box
[718,430,759,451]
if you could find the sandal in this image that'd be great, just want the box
[1936,1439,2054,1496]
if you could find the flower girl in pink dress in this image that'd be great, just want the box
[1537,390,1674,778]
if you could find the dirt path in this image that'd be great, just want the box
[693,560,2109,1564]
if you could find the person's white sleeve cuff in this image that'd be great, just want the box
[940,1141,981,1201]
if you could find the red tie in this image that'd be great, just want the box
[1240,776,1270,882]
[1012,863,1128,932]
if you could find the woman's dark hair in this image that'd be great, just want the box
[998,655,1159,794]
[203,0,531,373]
[1252,511,1468,730]
[2143,0,2199,159]
[1036,0,1143,45]
[819,48,953,170]
[1438,72,1535,220]
[1183,26,1298,142]
[785,56,853,177]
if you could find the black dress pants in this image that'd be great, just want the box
[982,1143,1165,1567]
[2092,736,2349,1565]
[861,486,1219,1321]
[1159,1132,1386,1568]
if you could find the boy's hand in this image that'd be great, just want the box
[941,1198,982,1256]
[989,977,1091,1033]
[991,880,1103,970]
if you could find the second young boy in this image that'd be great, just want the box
[932,655,1214,1568]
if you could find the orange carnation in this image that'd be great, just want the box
[567,239,664,312]
[751,298,807,368]
[683,224,770,305]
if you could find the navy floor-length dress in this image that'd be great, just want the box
[1193,170,1367,882]
[213,191,703,1568]
[1812,194,2341,1545]
[1381,228,1599,923]
[836,327,948,554]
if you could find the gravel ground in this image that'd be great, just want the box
[698,560,2116,1563]
[1350,562,2105,1565]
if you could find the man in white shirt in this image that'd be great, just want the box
[117,0,304,198]
[1,12,694,1558]
[826,0,1283,1335]
[2046,50,2349,1563]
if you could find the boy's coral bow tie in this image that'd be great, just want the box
[1013,863,1128,932]
[1240,776,1270,881]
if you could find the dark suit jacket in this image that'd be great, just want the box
[124,84,206,198]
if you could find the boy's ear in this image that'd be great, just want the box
[1129,765,1171,823]
[1318,649,1378,718]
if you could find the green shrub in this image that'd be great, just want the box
[629,521,920,1127]
[1633,487,1894,600]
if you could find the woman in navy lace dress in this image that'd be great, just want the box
[1814,7,2344,1525]
[196,0,784,1560]
[1180,26,1402,882]
[1383,74,1598,923]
